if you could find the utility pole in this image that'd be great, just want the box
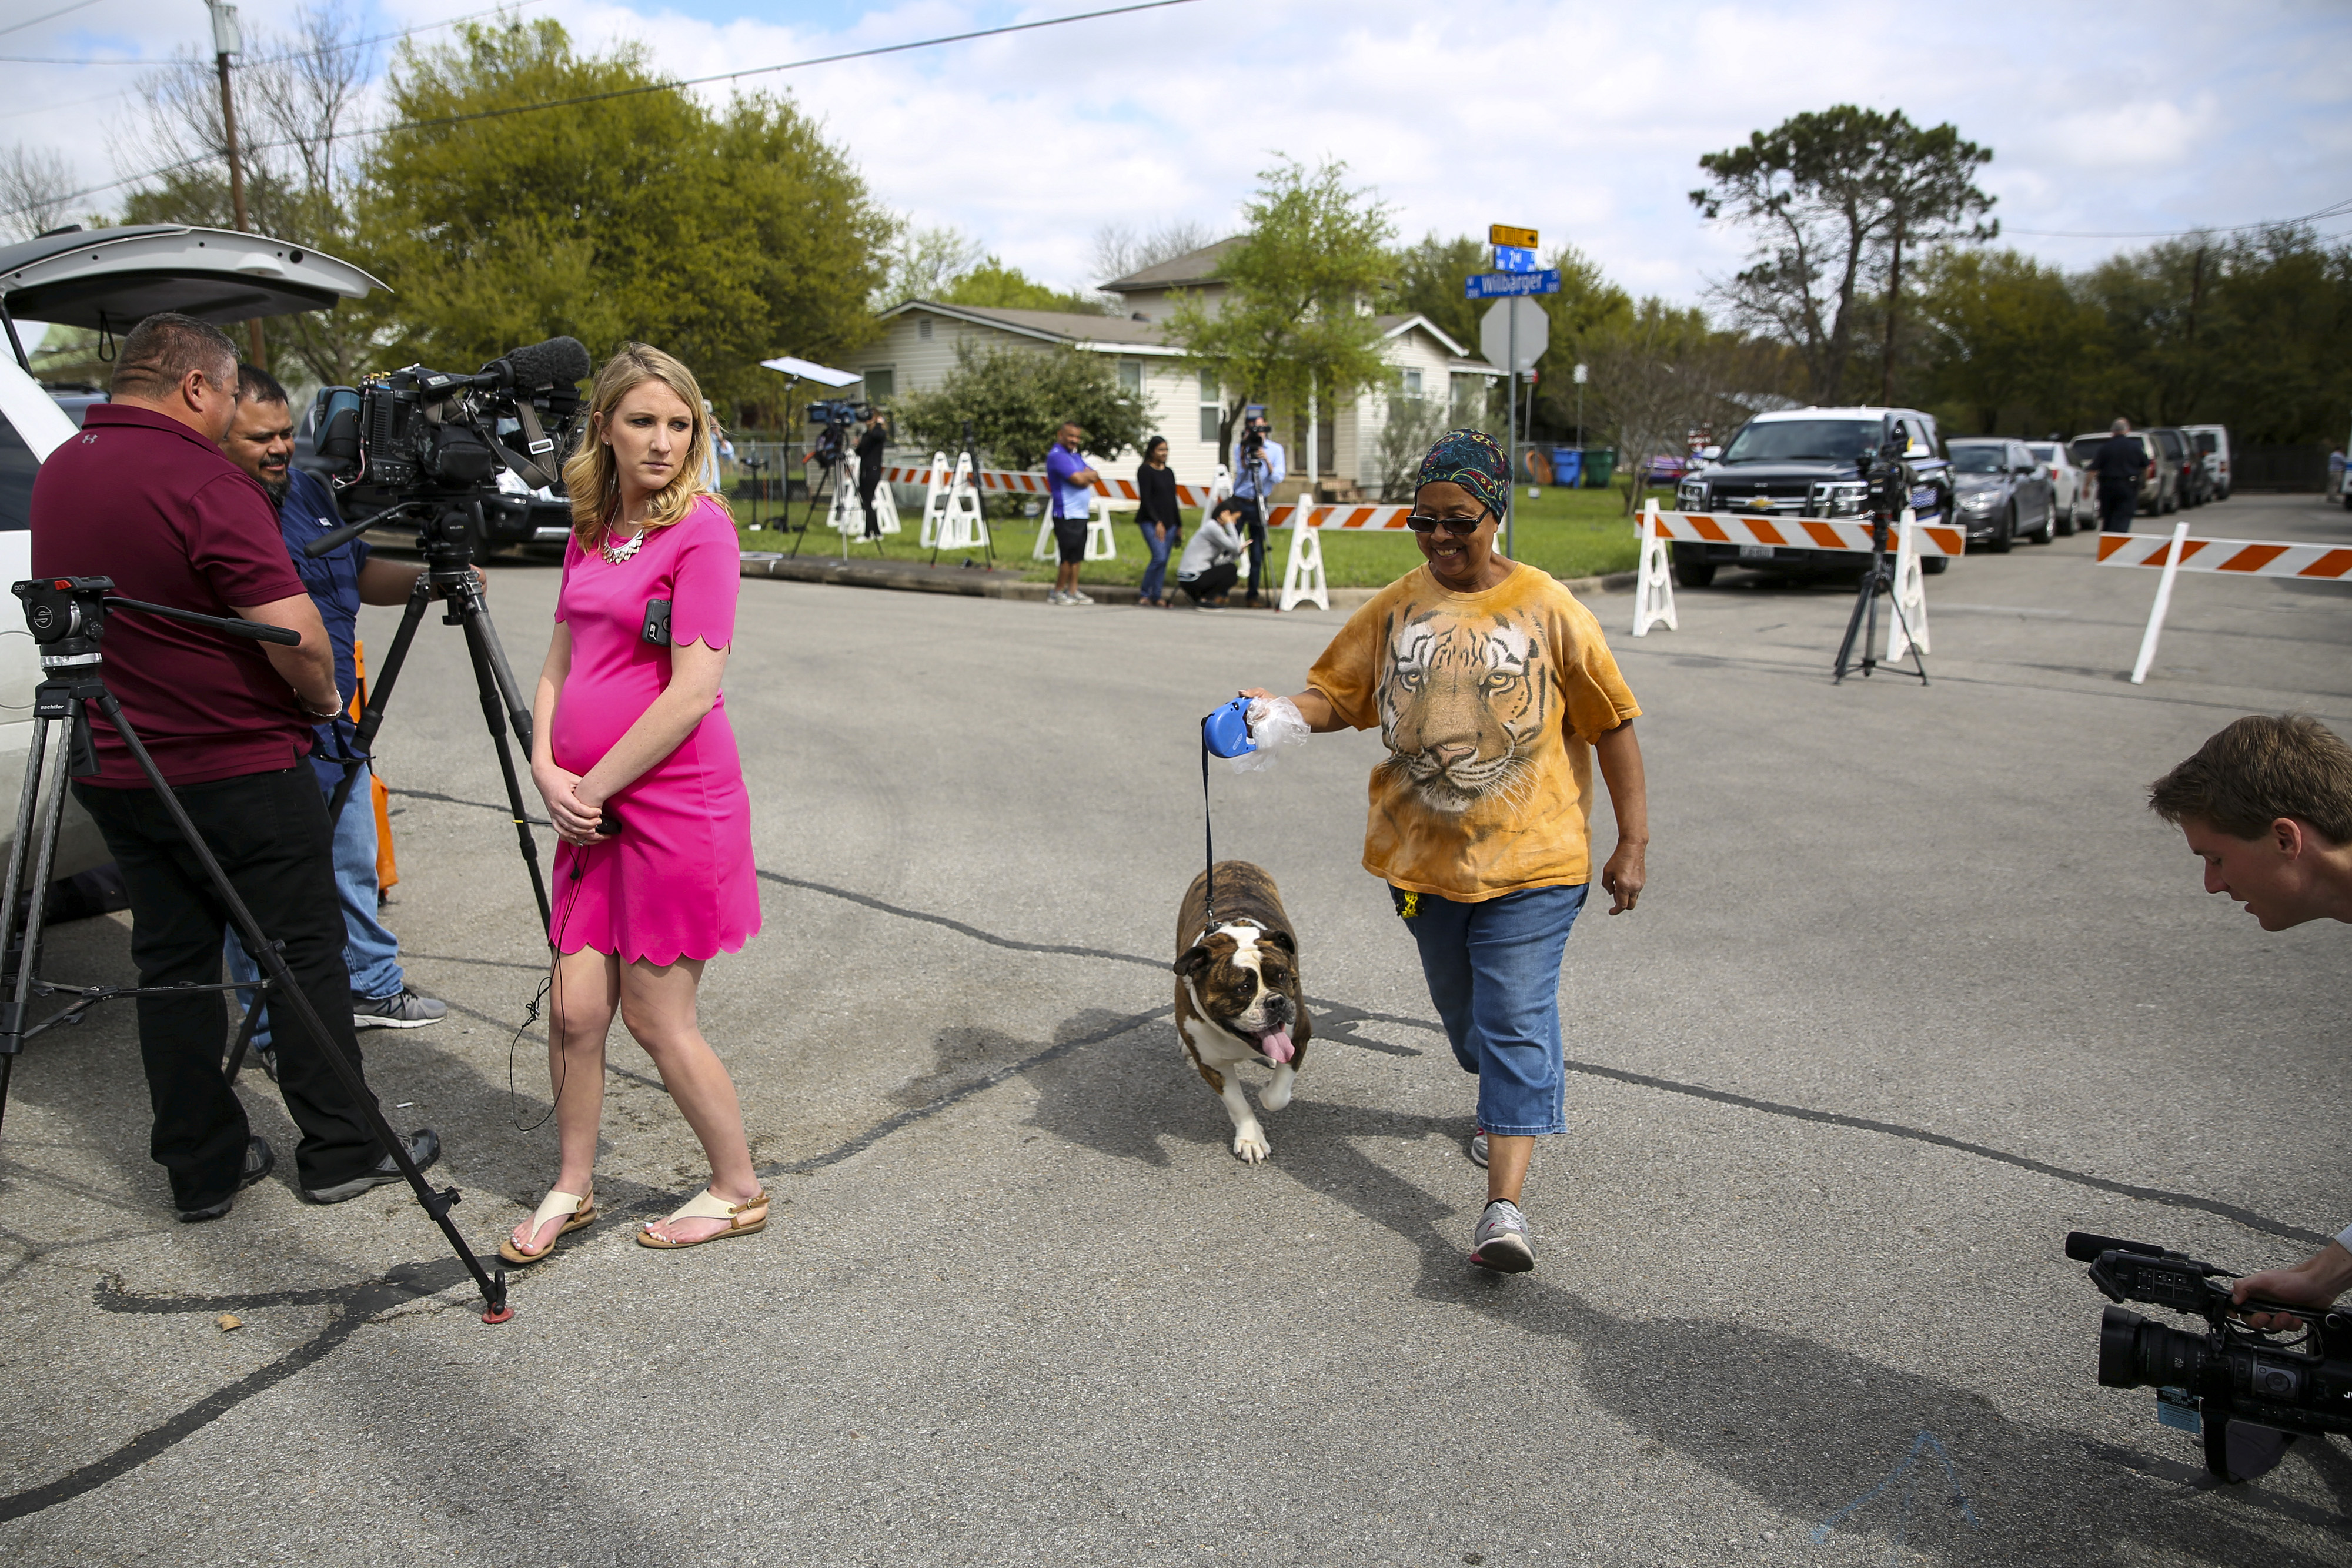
[207,1,265,369]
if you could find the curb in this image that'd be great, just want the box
[739,552,1635,608]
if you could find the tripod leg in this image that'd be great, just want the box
[1883,573,1930,686]
[1832,570,1874,683]
[455,596,552,929]
[326,579,433,828]
[0,713,55,1131]
[1862,559,1883,678]
[222,971,266,1084]
[7,718,75,1045]
[95,691,510,1321]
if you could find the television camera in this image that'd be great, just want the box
[2067,1231,2352,1482]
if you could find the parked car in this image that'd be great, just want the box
[2182,423,2232,500]
[2150,427,2207,508]
[1670,405,1955,584]
[2068,430,2170,515]
[0,223,383,890]
[2022,438,2089,535]
[1947,438,2058,549]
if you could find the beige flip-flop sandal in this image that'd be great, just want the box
[636,1186,769,1249]
[500,1188,596,1266]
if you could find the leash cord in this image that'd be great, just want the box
[1200,718,1215,930]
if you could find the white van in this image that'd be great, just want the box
[2180,424,2233,502]
[0,225,383,891]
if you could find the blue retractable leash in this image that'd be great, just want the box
[1198,698,1257,927]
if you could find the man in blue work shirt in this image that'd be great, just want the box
[1228,409,1287,607]
[218,364,447,1070]
[1044,420,1100,606]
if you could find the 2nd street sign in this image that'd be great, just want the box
[1492,245,1537,273]
[1465,269,1561,299]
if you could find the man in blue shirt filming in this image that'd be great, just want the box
[1229,409,1287,608]
[218,364,447,1069]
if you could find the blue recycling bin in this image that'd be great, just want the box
[1549,447,1583,490]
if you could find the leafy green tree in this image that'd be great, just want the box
[1583,299,1769,513]
[892,341,1149,471]
[1915,248,2100,434]
[939,258,1107,315]
[351,20,891,417]
[1693,106,1995,404]
[1162,158,1396,467]
[1389,232,1486,350]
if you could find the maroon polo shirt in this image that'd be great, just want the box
[29,404,315,787]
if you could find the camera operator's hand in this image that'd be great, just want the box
[2232,1241,2352,1331]
[533,758,604,844]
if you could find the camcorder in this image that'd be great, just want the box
[807,397,867,428]
[2067,1231,2352,1482]
[308,336,592,554]
[1851,414,1912,520]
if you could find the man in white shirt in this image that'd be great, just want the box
[2148,716,2352,1324]
[1228,411,1287,607]
[1177,497,1249,609]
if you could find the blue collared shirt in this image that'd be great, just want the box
[1231,435,1287,497]
[276,467,368,786]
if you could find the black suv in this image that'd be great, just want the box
[1671,406,1955,586]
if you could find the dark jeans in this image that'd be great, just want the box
[1231,496,1267,599]
[1138,521,1175,600]
[1180,560,1238,604]
[2099,482,2139,532]
[858,464,882,537]
[74,768,386,1208]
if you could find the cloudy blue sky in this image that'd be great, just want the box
[6,0,2349,309]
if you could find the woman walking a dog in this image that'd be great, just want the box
[1240,429,1648,1274]
[505,343,768,1263]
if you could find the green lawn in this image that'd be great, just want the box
[729,482,1665,588]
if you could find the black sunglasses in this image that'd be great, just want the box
[1405,511,1489,536]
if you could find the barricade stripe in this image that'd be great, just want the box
[2301,549,2352,579]
[1692,516,1729,543]
[1799,521,1842,548]
[2216,544,2288,573]
[1751,521,1787,547]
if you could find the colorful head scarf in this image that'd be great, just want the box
[1414,428,1509,520]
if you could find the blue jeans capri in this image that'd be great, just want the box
[1394,882,1588,1136]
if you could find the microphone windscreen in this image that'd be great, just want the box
[497,336,591,389]
[2065,1232,2157,1263]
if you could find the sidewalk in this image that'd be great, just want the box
[738,550,1632,607]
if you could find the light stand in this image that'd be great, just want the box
[0,577,511,1322]
[741,454,769,531]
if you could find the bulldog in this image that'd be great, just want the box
[1174,860,1312,1163]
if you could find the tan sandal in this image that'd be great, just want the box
[499,1188,596,1265]
[636,1186,769,1249]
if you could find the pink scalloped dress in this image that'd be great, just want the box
[547,496,760,964]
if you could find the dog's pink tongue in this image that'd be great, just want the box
[1261,1028,1294,1065]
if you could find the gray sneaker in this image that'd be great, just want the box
[1069,589,1094,605]
[353,987,446,1029]
[1046,589,1070,606]
[1468,1127,1489,1168]
[1471,1198,1534,1273]
[301,1128,440,1205]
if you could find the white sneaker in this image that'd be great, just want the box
[1046,589,1069,605]
[1069,589,1094,605]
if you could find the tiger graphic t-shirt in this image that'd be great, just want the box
[1306,561,1641,902]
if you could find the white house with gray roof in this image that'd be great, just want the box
[849,240,1500,500]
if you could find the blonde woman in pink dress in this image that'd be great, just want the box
[504,344,766,1261]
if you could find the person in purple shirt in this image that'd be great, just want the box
[1044,421,1099,606]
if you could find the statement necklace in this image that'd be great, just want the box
[601,526,646,564]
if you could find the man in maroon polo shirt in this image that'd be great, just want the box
[29,312,439,1222]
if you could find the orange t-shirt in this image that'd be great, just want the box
[1307,562,1641,901]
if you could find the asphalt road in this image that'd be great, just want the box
[3,493,2348,1566]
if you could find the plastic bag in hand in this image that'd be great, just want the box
[1228,696,1311,773]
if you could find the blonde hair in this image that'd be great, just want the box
[562,342,732,550]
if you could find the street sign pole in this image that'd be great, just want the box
[1506,311,1518,558]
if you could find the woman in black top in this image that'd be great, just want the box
[1135,436,1181,607]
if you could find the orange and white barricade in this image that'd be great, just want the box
[1630,499,1965,652]
[917,451,990,553]
[2097,526,2352,684]
[1030,492,1117,563]
[827,463,900,537]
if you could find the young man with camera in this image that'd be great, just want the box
[26,313,439,1221]
[214,363,449,1064]
[2149,714,2352,1322]
[854,406,890,540]
[1228,411,1288,608]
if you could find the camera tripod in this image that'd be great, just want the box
[306,497,550,930]
[0,578,510,1322]
[786,448,840,558]
[1831,430,1929,687]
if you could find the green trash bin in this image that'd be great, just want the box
[1581,447,1617,489]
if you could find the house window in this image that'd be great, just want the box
[863,369,894,401]
[917,317,933,341]
[1399,367,1424,399]
[1118,359,1142,396]
[1198,372,1220,444]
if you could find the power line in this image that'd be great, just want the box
[0,0,545,66]
[2004,196,2352,241]
[6,0,1204,218]
[0,0,102,41]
